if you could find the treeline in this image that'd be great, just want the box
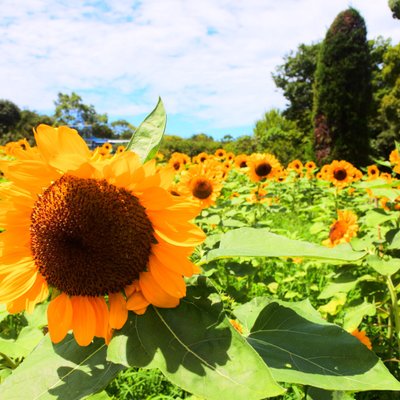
[1,7,399,164]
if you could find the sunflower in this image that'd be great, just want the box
[367,165,380,180]
[116,145,125,154]
[234,154,248,169]
[168,153,188,172]
[287,159,303,175]
[325,160,359,188]
[0,125,205,346]
[248,153,281,182]
[322,210,358,247]
[350,329,372,350]
[177,161,223,208]
[102,142,113,153]
[192,152,209,164]
[214,148,226,159]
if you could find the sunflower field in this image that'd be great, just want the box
[1,100,400,400]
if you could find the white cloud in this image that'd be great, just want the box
[0,0,399,136]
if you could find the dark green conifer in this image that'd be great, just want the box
[313,8,372,165]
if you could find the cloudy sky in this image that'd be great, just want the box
[1,0,399,139]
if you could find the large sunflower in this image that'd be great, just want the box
[0,125,205,346]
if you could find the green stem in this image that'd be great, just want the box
[0,352,17,369]
[387,275,400,355]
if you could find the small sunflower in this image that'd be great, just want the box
[287,159,303,175]
[168,153,188,172]
[177,161,223,208]
[234,154,248,169]
[0,125,205,346]
[325,160,359,188]
[102,142,113,153]
[248,153,281,182]
[192,152,209,164]
[214,148,226,159]
[367,165,380,180]
[116,145,125,154]
[322,210,358,247]
[350,329,372,350]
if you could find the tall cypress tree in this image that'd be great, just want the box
[313,8,372,165]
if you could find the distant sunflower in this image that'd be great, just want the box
[248,153,281,182]
[322,210,358,247]
[116,145,125,154]
[234,154,248,169]
[168,153,188,172]
[325,160,357,188]
[178,162,223,208]
[367,165,380,180]
[102,142,113,153]
[192,152,209,164]
[0,125,205,346]
[214,148,226,159]
[287,159,303,174]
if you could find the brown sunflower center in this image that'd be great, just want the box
[333,168,347,181]
[255,162,272,177]
[239,161,247,168]
[329,220,348,242]
[192,178,213,199]
[30,175,154,297]
[173,161,181,170]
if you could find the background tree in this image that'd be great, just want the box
[313,8,372,165]
[253,109,312,164]
[389,0,400,19]
[224,135,257,154]
[110,119,136,139]
[54,92,109,138]
[0,100,21,136]
[272,43,321,137]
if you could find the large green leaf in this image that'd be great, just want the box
[234,297,400,391]
[107,277,284,400]
[125,97,166,162]
[367,254,400,276]
[206,228,366,263]
[1,335,124,400]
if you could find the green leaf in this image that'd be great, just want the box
[207,228,366,263]
[84,391,112,400]
[234,297,400,391]
[387,229,400,249]
[125,97,166,162]
[107,277,284,400]
[1,335,124,400]
[343,302,376,331]
[364,209,394,226]
[367,254,400,276]
[0,304,8,323]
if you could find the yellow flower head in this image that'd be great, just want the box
[322,210,358,247]
[248,153,281,182]
[0,125,205,346]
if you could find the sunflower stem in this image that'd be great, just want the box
[387,275,400,355]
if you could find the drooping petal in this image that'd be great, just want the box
[47,293,73,344]
[126,290,150,315]
[70,296,96,346]
[108,292,128,330]
[139,271,180,308]
[148,255,186,298]
[89,297,110,339]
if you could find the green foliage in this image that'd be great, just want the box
[54,92,110,138]
[253,109,313,164]
[272,42,321,136]
[110,119,136,139]
[159,133,221,158]
[389,0,400,19]
[224,135,258,154]
[313,8,372,165]
[126,97,166,162]
[0,100,21,136]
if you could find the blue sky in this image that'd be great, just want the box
[1,0,399,139]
